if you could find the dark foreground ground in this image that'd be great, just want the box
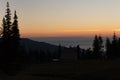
[1,58,120,80]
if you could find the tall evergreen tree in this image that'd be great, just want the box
[2,2,12,41]
[98,35,104,56]
[0,2,13,73]
[1,2,12,59]
[111,33,119,57]
[98,36,103,48]
[92,35,103,58]
[105,38,112,58]
[11,10,21,63]
[93,35,99,58]
[11,11,20,40]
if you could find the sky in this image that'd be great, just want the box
[1,0,120,37]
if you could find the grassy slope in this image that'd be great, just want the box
[11,59,120,80]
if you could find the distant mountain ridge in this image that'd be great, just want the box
[20,38,59,53]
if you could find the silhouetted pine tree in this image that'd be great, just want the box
[105,38,112,58]
[93,35,99,58]
[1,2,12,64]
[92,35,103,58]
[111,33,119,57]
[11,11,20,40]
[2,2,12,41]
[11,11,21,62]
[98,35,104,56]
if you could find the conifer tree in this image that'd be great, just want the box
[93,35,99,58]
[11,11,20,40]
[11,10,21,63]
[1,2,12,57]
[112,32,117,45]
[111,33,119,57]
[0,2,12,72]
[105,38,111,58]
[92,35,103,58]
[98,35,104,56]
[98,36,103,48]
[2,2,12,41]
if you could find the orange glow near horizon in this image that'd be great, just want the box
[20,27,120,38]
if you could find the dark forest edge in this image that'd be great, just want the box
[1,2,120,76]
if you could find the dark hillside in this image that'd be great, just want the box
[20,38,59,53]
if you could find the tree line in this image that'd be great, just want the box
[76,33,120,59]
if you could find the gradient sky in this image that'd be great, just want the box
[1,0,120,37]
